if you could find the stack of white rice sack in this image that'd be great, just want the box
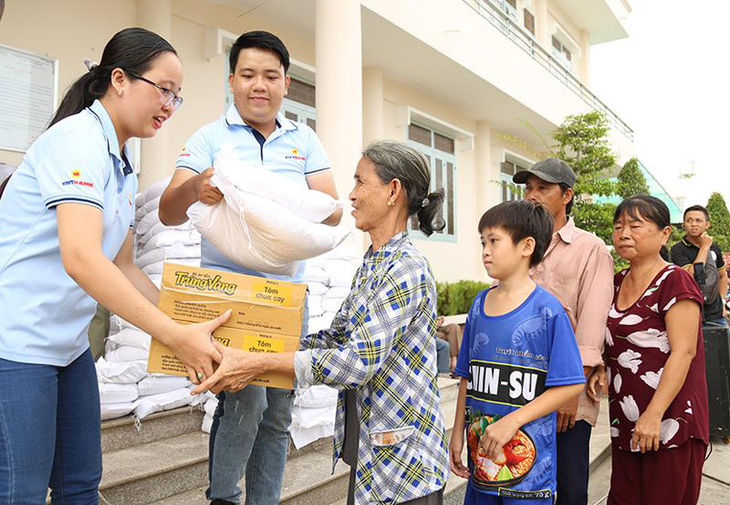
[96,179,204,421]
[134,177,201,285]
[97,316,199,421]
[285,242,360,447]
[304,243,360,333]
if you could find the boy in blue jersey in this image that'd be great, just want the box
[450,200,585,504]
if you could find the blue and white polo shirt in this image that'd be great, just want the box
[175,105,331,282]
[0,99,136,366]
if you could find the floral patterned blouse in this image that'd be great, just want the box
[606,264,709,451]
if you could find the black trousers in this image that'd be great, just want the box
[556,420,593,505]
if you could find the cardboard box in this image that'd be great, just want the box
[147,263,306,389]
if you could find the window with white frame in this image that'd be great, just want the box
[407,123,457,238]
[551,35,572,70]
[281,78,317,131]
[500,158,529,202]
[503,0,518,18]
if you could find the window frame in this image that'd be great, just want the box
[499,151,534,203]
[406,122,458,242]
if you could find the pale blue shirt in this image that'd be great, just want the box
[0,100,137,366]
[175,105,331,282]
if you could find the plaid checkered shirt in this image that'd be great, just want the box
[295,231,449,504]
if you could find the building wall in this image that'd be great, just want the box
[0,0,136,166]
[0,0,631,284]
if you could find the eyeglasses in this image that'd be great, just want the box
[125,70,184,111]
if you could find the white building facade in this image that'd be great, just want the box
[0,0,633,282]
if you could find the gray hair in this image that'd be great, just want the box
[362,140,445,236]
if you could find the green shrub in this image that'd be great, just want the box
[436,279,491,315]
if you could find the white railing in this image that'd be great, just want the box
[464,0,634,140]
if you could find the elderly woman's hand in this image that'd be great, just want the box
[190,342,264,394]
[631,410,662,453]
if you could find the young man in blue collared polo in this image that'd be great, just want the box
[159,31,342,505]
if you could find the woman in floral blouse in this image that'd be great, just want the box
[588,195,709,505]
[193,140,450,504]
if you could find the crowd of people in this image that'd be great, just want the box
[0,26,719,505]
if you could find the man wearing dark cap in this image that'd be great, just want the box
[514,158,614,505]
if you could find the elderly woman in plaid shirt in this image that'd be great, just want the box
[194,140,450,504]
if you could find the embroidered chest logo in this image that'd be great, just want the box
[285,148,306,161]
[61,169,94,188]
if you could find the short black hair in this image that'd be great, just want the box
[559,182,574,215]
[478,200,554,267]
[683,205,710,221]
[614,194,670,229]
[229,30,290,74]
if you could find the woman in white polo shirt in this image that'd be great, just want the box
[0,28,227,504]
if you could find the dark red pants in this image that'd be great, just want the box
[608,439,707,505]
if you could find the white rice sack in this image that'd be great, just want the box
[96,358,148,384]
[307,282,328,296]
[201,414,214,434]
[307,295,324,317]
[303,265,329,285]
[135,195,161,222]
[136,177,170,208]
[147,274,163,288]
[136,210,163,236]
[134,387,196,420]
[137,230,201,258]
[109,315,139,334]
[327,260,357,287]
[99,382,139,404]
[294,385,338,409]
[324,286,351,300]
[137,221,195,247]
[204,397,219,417]
[107,328,151,350]
[306,314,333,334]
[215,146,340,223]
[101,401,138,421]
[105,345,149,363]
[188,197,348,276]
[135,243,200,269]
[141,257,199,276]
[138,376,191,397]
[322,297,345,313]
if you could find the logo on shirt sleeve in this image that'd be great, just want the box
[179,146,190,157]
[61,169,94,188]
[285,148,306,161]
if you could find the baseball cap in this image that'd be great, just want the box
[513,158,576,187]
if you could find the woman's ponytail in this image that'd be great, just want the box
[48,69,104,128]
[416,189,445,237]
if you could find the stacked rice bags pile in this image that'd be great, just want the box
[134,177,201,284]
[287,242,360,446]
[97,180,203,421]
[304,243,360,333]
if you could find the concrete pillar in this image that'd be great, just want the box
[137,0,172,190]
[362,67,384,145]
[315,0,365,250]
[475,121,495,214]
[580,29,590,86]
[534,0,549,49]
